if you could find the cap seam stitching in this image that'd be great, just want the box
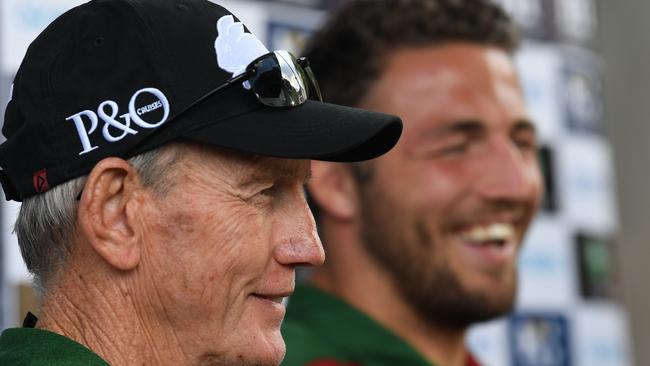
[123,0,180,107]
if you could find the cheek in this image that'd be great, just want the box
[200,209,271,289]
[397,162,472,213]
[369,161,472,247]
[154,201,269,301]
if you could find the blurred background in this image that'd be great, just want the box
[0,0,647,365]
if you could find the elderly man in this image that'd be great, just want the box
[282,1,542,366]
[0,0,401,365]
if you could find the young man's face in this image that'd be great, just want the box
[140,144,323,365]
[356,44,542,327]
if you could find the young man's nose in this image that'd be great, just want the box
[476,138,536,202]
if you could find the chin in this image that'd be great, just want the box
[266,341,286,366]
[252,330,287,366]
[226,346,285,366]
[219,327,286,366]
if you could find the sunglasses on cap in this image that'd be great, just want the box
[181,50,323,114]
[75,50,321,201]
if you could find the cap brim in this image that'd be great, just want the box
[180,100,402,162]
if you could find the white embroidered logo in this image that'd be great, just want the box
[66,87,170,155]
[214,15,269,77]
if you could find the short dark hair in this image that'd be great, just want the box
[304,0,520,223]
[304,0,520,107]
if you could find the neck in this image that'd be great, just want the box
[311,221,469,366]
[36,262,188,366]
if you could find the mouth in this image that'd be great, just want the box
[251,287,294,306]
[252,294,288,304]
[456,222,519,266]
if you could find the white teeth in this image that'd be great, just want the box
[467,227,488,242]
[488,223,514,241]
[461,223,515,244]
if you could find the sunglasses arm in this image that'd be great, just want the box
[176,72,250,118]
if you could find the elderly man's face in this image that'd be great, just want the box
[140,144,323,365]
[357,45,543,327]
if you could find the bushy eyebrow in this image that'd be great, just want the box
[238,159,312,188]
[430,120,486,137]
[429,118,537,137]
[266,160,311,182]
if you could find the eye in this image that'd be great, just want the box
[259,184,278,197]
[512,134,538,154]
[514,139,535,151]
[439,143,469,157]
[244,193,270,210]
[241,184,277,208]
[433,130,478,158]
[511,123,538,154]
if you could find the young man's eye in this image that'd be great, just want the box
[513,137,538,153]
[439,143,469,157]
[515,140,532,150]
[511,124,539,154]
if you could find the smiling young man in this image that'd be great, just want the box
[0,1,401,365]
[281,1,542,366]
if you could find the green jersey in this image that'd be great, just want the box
[281,284,436,366]
[0,327,110,365]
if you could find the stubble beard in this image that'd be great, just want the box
[358,192,518,331]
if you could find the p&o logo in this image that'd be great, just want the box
[66,87,170,155]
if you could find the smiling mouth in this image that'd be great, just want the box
[455,222,520,265]
[459,222,516,248]
[252,294,290,304]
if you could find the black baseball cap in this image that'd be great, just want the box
[0,0,402,201]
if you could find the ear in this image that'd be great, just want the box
[77,157,144,271]
[307,161,359,221]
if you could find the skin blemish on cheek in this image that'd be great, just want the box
[156,208,197,238]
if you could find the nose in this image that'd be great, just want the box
[476,138,537,202]
[274,193,325,267]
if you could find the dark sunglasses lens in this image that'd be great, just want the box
[248,51,308,107]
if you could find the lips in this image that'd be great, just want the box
[251,287,294,305]
[252,294,288,304]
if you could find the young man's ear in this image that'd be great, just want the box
[76,157,144,271]
[307,161,360,222]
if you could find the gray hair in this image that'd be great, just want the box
[14,143,181,294]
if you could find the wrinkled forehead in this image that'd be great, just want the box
[163,143,311,191]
